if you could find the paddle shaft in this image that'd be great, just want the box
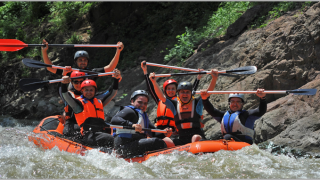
[145,62,256,76]
[194,89,317,95]
[49,72,115,84]
[155,71,218,77]
[0,44,119,48]
[145,62,202,72]
[110,125,167,133]
[195,90,286,94]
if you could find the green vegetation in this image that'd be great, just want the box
[164,1,316,62]
[0,1,317,73]
[250,1,316,29]
[0,2,97,65]
[164,2,253,62]
[66,33,82,44]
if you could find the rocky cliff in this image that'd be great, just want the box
[1,2,320,155]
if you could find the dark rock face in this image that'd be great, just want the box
[1,2,320,154]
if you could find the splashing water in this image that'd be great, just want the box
[1,115,319,179]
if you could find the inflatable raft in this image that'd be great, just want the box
[28,115,251,163]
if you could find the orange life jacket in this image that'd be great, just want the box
[74,96,105,134]
[175,98,204,131]
[155,96,177,128]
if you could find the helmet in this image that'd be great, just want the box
[81,79,97,90]
[228,94,245,102]
[177,81,193,92]
[163,79,178,91]
[130,90,149,102]
[70,71,86,78]
[74,50,89,61]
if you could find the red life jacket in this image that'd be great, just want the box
[74,96,105,134]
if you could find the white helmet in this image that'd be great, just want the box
[228,94,244,103]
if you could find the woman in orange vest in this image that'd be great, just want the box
[141,61,203,135]
[60,69,121,149]
[62,70,85,136]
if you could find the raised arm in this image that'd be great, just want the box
[41,39,57,74]
[104,42,124,72]
[149,72,167,103]
[206,69,219,91]
[61,76,83,114]
[141,61,159,103]
[192,68,204,91]
[101,69,122,106]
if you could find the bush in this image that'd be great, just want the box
[164,1,253,62]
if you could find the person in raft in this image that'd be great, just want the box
[140,61,204,135]
[41,39,124,76]
[199,76,267,144]
[148,69,219,146]
[110,90,173,158]
[60,69,122,149]
[41,39,124,103]
[61,70,119,137]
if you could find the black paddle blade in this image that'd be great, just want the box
[22,58,51,68]
[287,89,317,95]
[19,78,47,92]
[227,66,257,75]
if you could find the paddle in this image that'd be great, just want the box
[154,71,241,78]
[19,72,115,92]
[194,89,317,95]
[22,58,99,74]
[84,121,168,133]
[143,62,257,75]
[0,39,120,51]
[109,125,168,133]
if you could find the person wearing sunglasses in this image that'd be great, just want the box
[60,69,121,149]
[61,70,85,137]
[199,71,267,145]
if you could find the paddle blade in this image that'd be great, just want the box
[0,39,27,51]
[22,58,51,68]
[227,66,257,75]
[19,78,47,92]
[287,89,317,95]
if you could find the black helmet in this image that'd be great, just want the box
[130,90,149,102]
[74,50,89,61]
[177,81,193,92]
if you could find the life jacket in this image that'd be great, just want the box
[74,95,105,134]
[174,98,204,131]
[64,90,81,121]
[116,105,152,138]
[221,111,255,139]
[155,96,176,128]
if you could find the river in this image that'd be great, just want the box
[0,115,320,179]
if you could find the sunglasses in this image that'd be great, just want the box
[72,80,84,84]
